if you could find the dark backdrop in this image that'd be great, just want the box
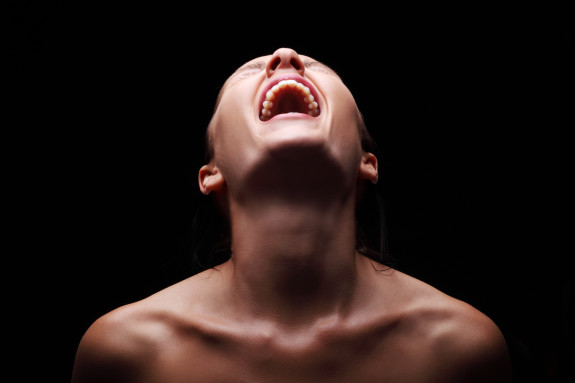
[10,2,571,382]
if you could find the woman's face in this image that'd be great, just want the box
[207,47,373,195]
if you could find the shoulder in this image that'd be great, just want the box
[71,302,173,383]
[431,301,512,382]
[71,271,225,383]
[395,271,512,382]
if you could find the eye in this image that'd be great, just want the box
[232,61,266,80]
[235,68,260,79]
[304,61,337,75]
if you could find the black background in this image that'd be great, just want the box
[9,2,572,382]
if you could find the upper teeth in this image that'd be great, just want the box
[260,79,320,121]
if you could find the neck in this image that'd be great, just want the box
[224,189,361,325]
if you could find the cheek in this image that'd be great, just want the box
[328,90,364,165]
[211,111,259,187]
[212,96,252,153]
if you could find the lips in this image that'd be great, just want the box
[258,75,321,121]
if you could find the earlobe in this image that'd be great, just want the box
[198,165,225,195]
[359,152,378,184]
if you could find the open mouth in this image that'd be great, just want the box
[259,77,320,121]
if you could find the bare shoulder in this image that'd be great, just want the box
[71,270,222,383]
[387,269,512,382]
[71,301,171,383]
[426,294,511,382]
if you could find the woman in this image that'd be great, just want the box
[72,48,511,382]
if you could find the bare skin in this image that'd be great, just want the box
[72,48,512,382]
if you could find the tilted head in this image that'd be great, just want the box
[193,48,388,270]
[200,47,378,200]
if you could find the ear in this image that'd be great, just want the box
[198,164,225,195]
[358,152,378,184]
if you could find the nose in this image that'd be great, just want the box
[266,48,305,78]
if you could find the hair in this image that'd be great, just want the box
[185,112,392,274]
[354,113,392,267]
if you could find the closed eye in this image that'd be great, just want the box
[231,61,266,80]
[304,60,340,77]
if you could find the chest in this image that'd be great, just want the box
[145,329,443,383]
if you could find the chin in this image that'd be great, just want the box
[262,126,328,159]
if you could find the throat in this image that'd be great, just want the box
[228,201,360,323]
[224,145,361,323]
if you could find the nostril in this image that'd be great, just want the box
[269,57,281,71]
[290,58,302,71]
[267,50,305,77]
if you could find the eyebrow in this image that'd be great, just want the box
[303,60,340,77]
[214,61,266,111]
[231,61,267,76]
